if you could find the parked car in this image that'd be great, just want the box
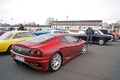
[69,30,86,35]
[33,28,53,36]
[34,28,69,36]
[11,34,88,71]
[0,31,35,53]
[79,30,86,35]
[0,27,9,31]
[112,31,120,39]
[51,30,69,34]
[0,30,6,36]
[0,27,9,36]
[72,30,113,45]
[99,29,118,41]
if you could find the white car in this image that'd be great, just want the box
[51,30,69,34]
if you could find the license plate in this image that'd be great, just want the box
[15,55,24,62]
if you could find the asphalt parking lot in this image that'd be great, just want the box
[0,40,120,80]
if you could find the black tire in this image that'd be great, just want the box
[81,44,88,55]
[7,45,12,54]
[49,53,62,72]
[98,39,105,45]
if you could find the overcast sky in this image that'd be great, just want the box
[0,0,120,24]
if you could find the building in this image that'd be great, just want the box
[108,23,120,33]
[51,20,103,30]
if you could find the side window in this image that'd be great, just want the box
[13,33,23,39]
[36,28,42,31]
[64,36,77,42]
[36,29,39,31]
[60,37,67,42]
[23,32,33,37]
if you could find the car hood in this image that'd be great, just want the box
[103,34,113,38]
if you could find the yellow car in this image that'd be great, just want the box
[0,31,35,53]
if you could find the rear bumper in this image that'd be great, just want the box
[11,50,51,71]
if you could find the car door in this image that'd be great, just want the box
[93,30,100,41]
[64,36,81,55]
[59,36,71,58]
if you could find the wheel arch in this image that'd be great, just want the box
[48,51,63,72]
[97,38,106,45]
[7,44,13,53]
[81,43,88,55]
[51,51,63,63]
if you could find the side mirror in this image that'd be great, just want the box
[75,38,79,42]
[76,38,82,42]
[79,38,82,41]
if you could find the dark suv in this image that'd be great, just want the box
[72,30,113,45]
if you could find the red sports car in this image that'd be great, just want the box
[11,34,88,72]
[112,32,120,39]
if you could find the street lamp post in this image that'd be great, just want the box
[66,15,69,30]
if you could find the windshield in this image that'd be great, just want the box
[97,30,104,35]
[0,32,13,40]
[94,30,104,35]
[26,34,56,43]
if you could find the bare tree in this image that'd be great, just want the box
[45,17,55,26]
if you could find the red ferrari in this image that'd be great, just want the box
[11,34,88,72]
[112,32,120,39]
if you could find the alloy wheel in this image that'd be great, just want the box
[81,44,88,55]
[49,53,62,71]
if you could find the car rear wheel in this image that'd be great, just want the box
[98,39,105,45]
[7,45,12,54]
[81,44,88,55]
[49,53,62,72]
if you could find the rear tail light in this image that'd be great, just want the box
[30,49,42,57]
[36,50,42,57]
[30,49,35,56]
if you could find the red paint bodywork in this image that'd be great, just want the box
[113,32,120,38]
[11,34,87,71]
